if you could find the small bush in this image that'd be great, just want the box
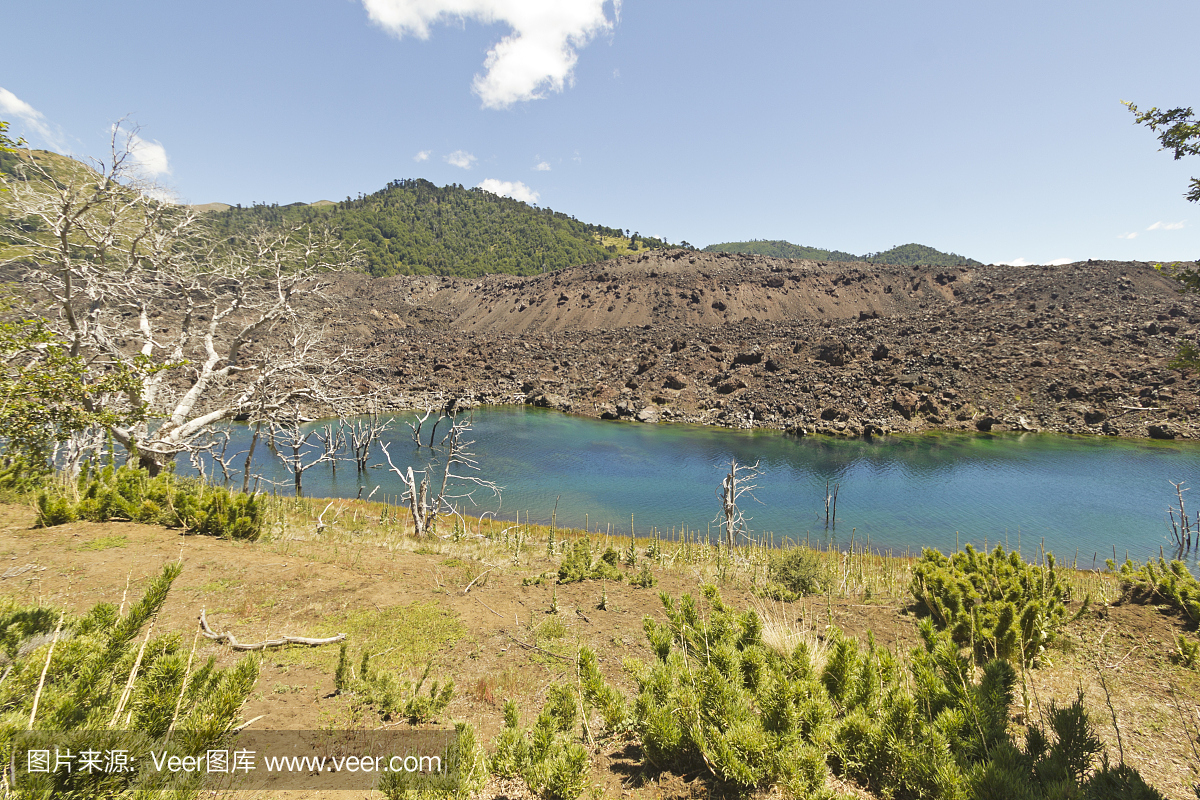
[490,689,591,800]
[380,721,488,800]
[34,464,263,540]
[1112,556,1200,624]
[766,546,830,599]
[630,562,657,588]
[338,656,454,724]
[0,455,49,497]
[34,491,76,526]
[1177,634,1200,669]
[911,544,1073,666]
[557,539,623,584]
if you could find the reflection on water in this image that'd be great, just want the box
[190,406,1200,562]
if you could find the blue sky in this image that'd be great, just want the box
[3,0,1198,265]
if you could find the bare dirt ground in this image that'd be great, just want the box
[3,501,1200,799]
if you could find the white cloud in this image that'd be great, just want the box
[117,128,171,178]
[446,149,476,169]
[533,160,550,171]
[1147,220,1186,231]
[997,257,1073,267]
[1118,232,1138,239]
[0,87,41,122]
[414,149,431,161]
[477,178,539,203]
[360,0,620,109]
[0,87,59,147]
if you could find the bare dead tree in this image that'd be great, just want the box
[380,414,501,537]
[824,480,841,528]
[716,459,762,550]
[407,407,450,449]
[0,124,363,475]
[347,410,392,474]
[272,405,335,497]
[1168,480,1197,553]
[313,422,347,476]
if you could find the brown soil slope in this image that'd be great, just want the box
[310,250,1200,440]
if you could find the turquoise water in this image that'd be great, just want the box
[200,406,1200,562]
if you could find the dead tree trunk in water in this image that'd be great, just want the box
[717,459,761,551]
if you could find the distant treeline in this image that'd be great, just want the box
[703,239,981,267]
[203,179,676,278]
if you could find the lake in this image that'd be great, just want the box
[197,406,1200,563]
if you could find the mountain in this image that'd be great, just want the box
[703,239,981,267]
[202,179,675,278]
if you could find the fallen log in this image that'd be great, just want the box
[199,609,346,651]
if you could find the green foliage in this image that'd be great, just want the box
[1127,100,1200,372]
[1111,556,1200,623]
[34,464,264,540]
[0,456,47,498]
[629,562,657,588]
[762,546,830,600]
[911,544,1073,666]
[967,693,1158,800]
[1166,338,1200,372]
[490,689,591,800]
[0,120,23,152]
[702,239,981,266]
[0,563,260,798]
[557,540,624,584]
[0,120,24,186]
[336,655,454,724]
[0,292,143,470]
[205,179,675,278]
[1126,101,1200,205]
[703,239,861,261]
[571,585,1154,799]
[578,646,630,736]
[380,721,489,800]
[334,641,352,693]
[1177,634,1200,669]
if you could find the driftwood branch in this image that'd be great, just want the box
[504,631,574,662]
[462,566,496,594]
[199,609,345,651]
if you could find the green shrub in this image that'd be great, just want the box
[380,721,489,800]
[629,562,656,588]
[1111,556,1200,623]
[1176,634,1200,669]
[573,585,1159,800]
[766,546,830,599]
[34,464,264,540]
[0,563,259,798]
[0,455,49,498]
[557,539,623,584]
[490,689,591,800]
[911,544,1074,666]
[337,656,454,724]
[34,491,76,526]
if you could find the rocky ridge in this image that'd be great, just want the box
[306,250,1200,440]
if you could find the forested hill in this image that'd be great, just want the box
[203,179,674,278]
[703,239,982,266]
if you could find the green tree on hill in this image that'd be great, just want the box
[206,179,675,278]
[703,238,980,266]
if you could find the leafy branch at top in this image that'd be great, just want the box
[1125,101,1200,204]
